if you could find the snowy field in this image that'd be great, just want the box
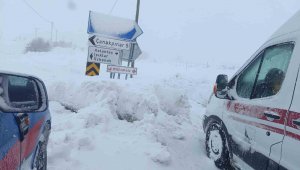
[0,45,237,170]
[1,0,300,169]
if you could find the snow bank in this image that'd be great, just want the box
[42,52,230,169]
[47,81,217,170]
[49,81,191,121]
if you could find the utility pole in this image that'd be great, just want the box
[126,0,140,79]
[56,29,58,42]
[50,22,54,42]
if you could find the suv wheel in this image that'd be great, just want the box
[35,141,47,170]
[205,121,230,169]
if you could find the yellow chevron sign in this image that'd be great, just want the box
[85,62,100,76]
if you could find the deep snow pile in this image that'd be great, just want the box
[47,82,209,170]
[46,79,219,170]
[41,49,236,170]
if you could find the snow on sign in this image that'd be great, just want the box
[87,11,143,40]
[89,35,131,51]
[107,65,137,75]
[88,46,121,65]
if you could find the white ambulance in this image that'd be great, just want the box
[203,10,300,170]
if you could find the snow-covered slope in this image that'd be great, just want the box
[0,47,237,170]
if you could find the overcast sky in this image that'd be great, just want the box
[1,0,300,65]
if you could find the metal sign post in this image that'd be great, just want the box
[132,0,141,78]
[126,44,135,80]
[126,0,140,79]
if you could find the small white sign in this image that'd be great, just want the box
[107,65,137,75]
[89,35,131,50]
[88,46,121,65]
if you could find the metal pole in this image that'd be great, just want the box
[135,0,140,24]
[131,0,140,78]
[126,0,140,79]
[126,44,134,80]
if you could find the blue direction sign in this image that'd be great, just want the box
[87,11,143,40]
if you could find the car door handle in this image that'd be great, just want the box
[264,111,281,120]
[293,119,300,127]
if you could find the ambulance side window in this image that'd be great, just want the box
[236,52,263,98]
[252,43,294,99]
[236,42,294,99]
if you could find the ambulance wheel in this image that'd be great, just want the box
[205,121,230,169]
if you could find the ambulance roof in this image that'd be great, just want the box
[271,10,300,39]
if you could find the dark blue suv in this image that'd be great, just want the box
[0,72,51,170]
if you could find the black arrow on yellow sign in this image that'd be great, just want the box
[85,62,100,76]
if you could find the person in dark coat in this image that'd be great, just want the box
[253,68,285,98]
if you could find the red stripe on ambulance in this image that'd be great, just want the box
[227,101,300,141]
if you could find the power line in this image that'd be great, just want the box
[21,0,56,41]
[109,0,119,14]
[22,0,52,24]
